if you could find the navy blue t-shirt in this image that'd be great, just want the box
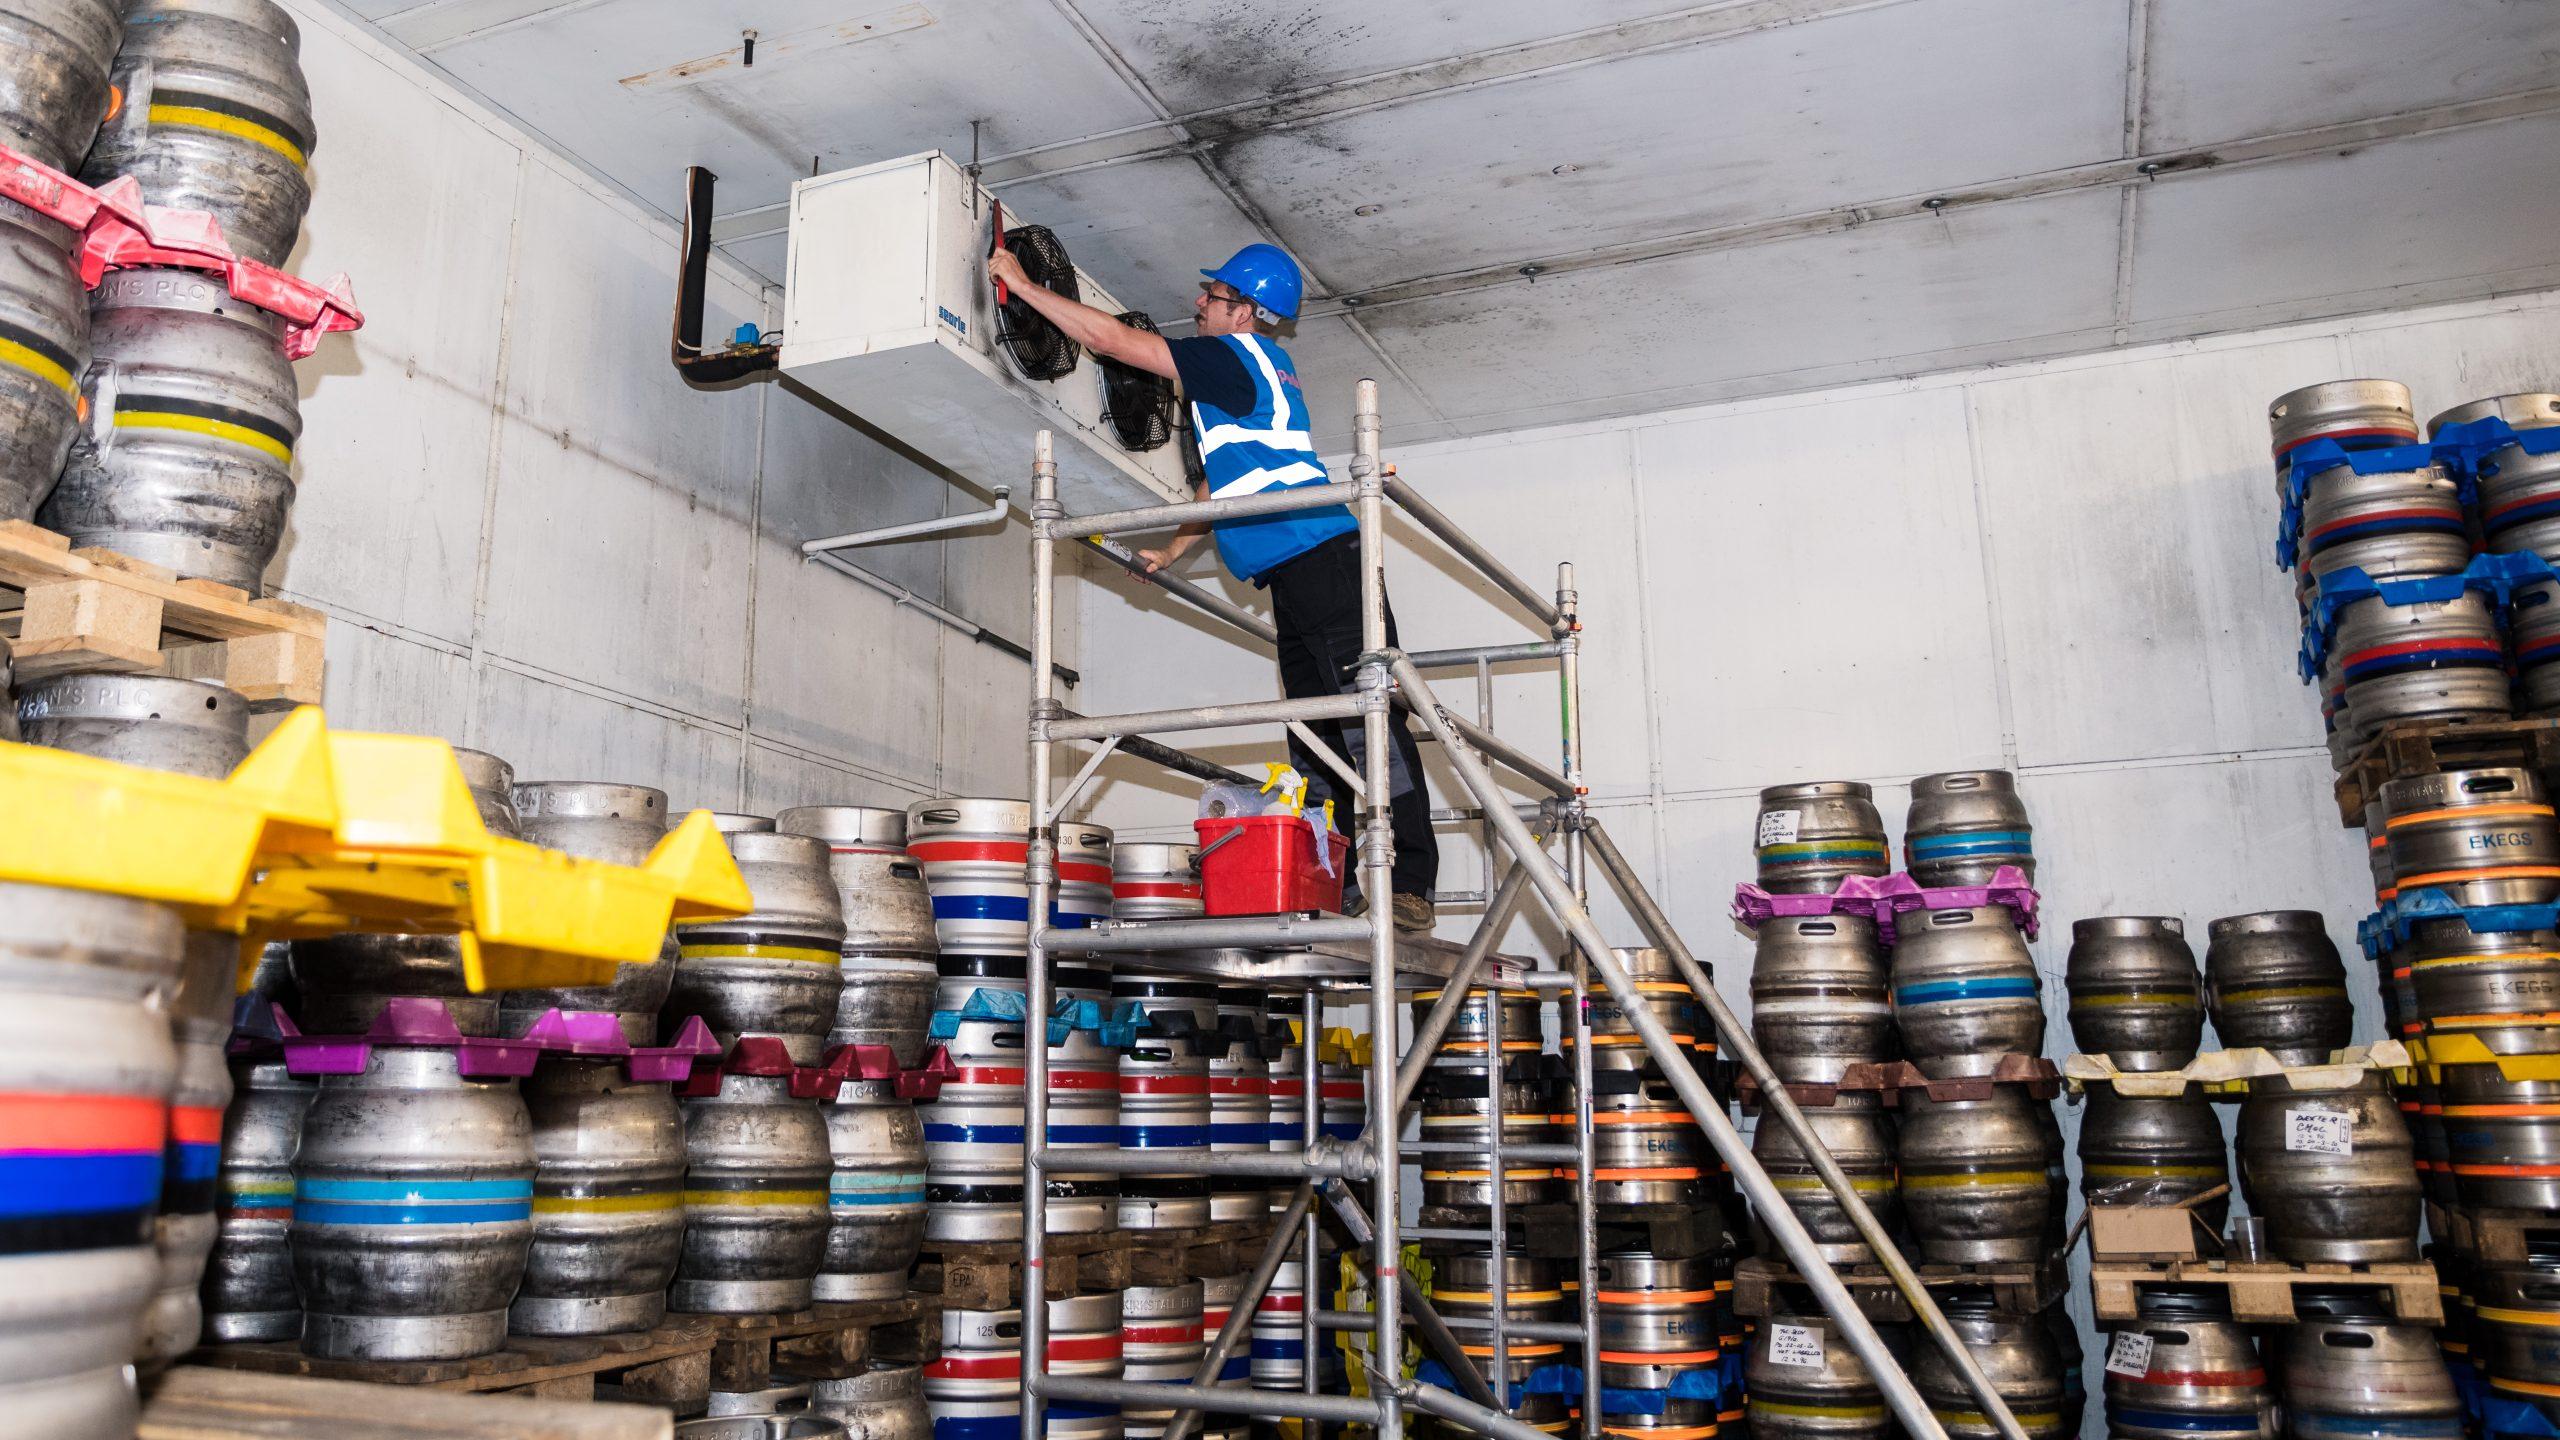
[1165,335,1256,422]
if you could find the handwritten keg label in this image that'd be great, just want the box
[1757,810,1802,847]
[2285,1110,2352,1155]
[2105,1331,2155,1378]
[1768,1323,1824,1368]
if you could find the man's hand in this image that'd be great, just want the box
[1135,547,1173,575]
[988,248,1030,298]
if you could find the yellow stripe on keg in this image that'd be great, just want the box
[682,1189,826,1208]
[2476,1306,2560,1330]
[0,334,74,396]
[675,943,842,965]
[1899,1170,2045,1190]
[2068,992,2201,1009]
[1429,1290,1567,1305]
[2216,985,2348,1002]
[2413,951,2560,968]
[533,1191,683,1215]
[2495,1378,2560,1399]
[1934,1412,2060,1431]
[147,103,308,164]
[1768,1175,1893,1193]
[1747,1403,1888,1421]
[2081,1164,2225,1179]
[112,409,293,464]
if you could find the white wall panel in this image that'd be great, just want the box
[742,741,932,819]
[1639,387,2006,792]
[1971,335,2347,766]
[258,0,1070,822]
[2343,304,2560,427]
[471,665,741,810]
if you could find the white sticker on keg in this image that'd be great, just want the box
[1768,1323,1824,1369]
[2104,1331,2155,1379]
[1757,810,1802,847]
[2285,1109,2352,1155]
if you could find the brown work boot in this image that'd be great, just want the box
[1390,893,1435,933]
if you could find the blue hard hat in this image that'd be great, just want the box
[1201,243,1305,321]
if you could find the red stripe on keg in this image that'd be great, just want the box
[1320,1082,1361,1099]
[945,1065,1118,1089]
[1121,1074,1211,1096]
[1210,1077,1269,1096]
[1257,1295,1304,1314]
[1269,1081,1306,1097]
[1124,1323,1206,1343]
[1115,882,1203,899]
[2309,506,2462,539]
[927,1355,1021,1380]
[949,1066,1027,1085]
[2342,637,2508,666]
[1059,864,1113,884]
[170,1105,225,1144]
[912,841,1027,862]
[2453,1162,2560,1177]
[2276,428,2417,460]
[1048,1337,1122,1362]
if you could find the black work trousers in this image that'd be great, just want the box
[1262,531,1439,900]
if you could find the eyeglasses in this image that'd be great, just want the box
[1201,284,1255,309]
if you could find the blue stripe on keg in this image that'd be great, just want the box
[2289,1417,2465,1440]
[934,1417,1020,1440]
[2490,495,2560,535]
[1119,1125,1213,1148]
[1252,1339,1306,1360]
[0,1151,162,1220]
[292,1197,533,1225]
[2105,1411,2270,1433]
[1267,1122,1304,1142]
[1047,1403,1120,1420]
[1906,832,2032,857]
[1894,977,2038,1006]
[832,1189,927,1206]
[1321,1123,1361,1141]
[1210,1123,1269,1145]
[1220,1357,1250,1382]
[2307,515,2467,552]
[930,895,1099,928]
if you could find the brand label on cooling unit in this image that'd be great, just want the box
[2105,1332,2155,1379]
[2285,1110,2353,1155]
[1756,810,1802,847]
[1768,1323,1824,1369]
[938,306,968,336]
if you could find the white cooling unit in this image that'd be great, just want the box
[779,151,1192,513]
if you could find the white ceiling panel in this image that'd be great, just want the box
[1209,0,2128,293]
[1277,316,1450,453]
[2126,113,2560,331]
[1364,187,2122,430]
[2142,0,2560,152]
[411,0,1161,223]
[1063,0,1703,116]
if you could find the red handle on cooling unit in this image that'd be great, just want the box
[989,197,1008,305]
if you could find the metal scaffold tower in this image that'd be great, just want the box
[1012,383,2035,1440]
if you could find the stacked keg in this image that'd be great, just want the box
[925,1294,1125,1440]
[0,0,118,524]
[1207,986,1272,1224]
[1413,984,1556,1216]
[2371,767,2560,1428]
[2436,392,2560,712]
[1430,1254,1572,1434]
[1744,1289,1902,1440]
[782,807,936,1302]
[2067,917,2228,1227]
[665,817,847,1064]
[15,673,254,1367]
[292,748,526,1036]
[34,0,318,590]
[909,799,1118,1242]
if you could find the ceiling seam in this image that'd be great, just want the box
[2108,0,2155,343]
[1288,87,2560,322]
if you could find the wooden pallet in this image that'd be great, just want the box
[188,1315,719,1407]
[1731,1254,2066,1323]
[2429,1203,2560,1267]
[913,1230,1134,1309]
[2087,1258,2442,1325]
[0,518,324,707]
[679,1294,936,1396]
[2333,713,2560,826]
[143,1365,669,1440]
[1126,1219,1279,1287]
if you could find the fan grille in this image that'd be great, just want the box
[1101,311,1177,451]
[995,224,1082,380]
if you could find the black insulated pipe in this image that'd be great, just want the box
[671,165,779,386]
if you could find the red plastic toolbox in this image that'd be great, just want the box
[1193,814,1352,916]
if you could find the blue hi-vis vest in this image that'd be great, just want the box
[1192,333,1354,583]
